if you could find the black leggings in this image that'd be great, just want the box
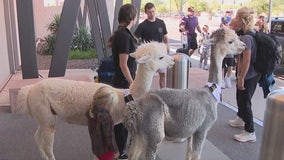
[112,75,133,155]
[236,74,260,132]
[114,123,128,154]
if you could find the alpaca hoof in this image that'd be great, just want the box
[173,138,187,143]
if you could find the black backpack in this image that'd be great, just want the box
[97,56,114,84]
[247,31,282,74]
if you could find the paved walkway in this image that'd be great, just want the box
[1,48,284,160]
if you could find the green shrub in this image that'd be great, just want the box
[41,34,56,55]
[41,14,60,55]
[47,14,60,35]
[40,14,95,57]
[71,27,94,51]
[69,49,96,59]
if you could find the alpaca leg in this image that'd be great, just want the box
[34,124,56,160]
[191,131,207,160]
[144,143,158,160]
[185,136,193,160]
[128,136,143,160]
[28,90,57,160]
[130,135,157,160]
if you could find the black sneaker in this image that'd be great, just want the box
[118,153,128,159]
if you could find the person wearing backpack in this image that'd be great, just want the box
[228,7,261,143]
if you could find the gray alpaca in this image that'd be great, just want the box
[123,27,246,160]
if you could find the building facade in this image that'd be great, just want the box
[0,0,117,91]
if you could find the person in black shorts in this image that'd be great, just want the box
[134,2,169,88]
[107,4,137,159]
[220,12,234,88]
[222,56,235,88]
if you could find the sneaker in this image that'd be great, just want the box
[229,117,245,128]
[234,131,256,142]
[224,76,232,88]
[199,63,202,69]
[173,138,187,143]
[204,65,209,70]
[118,153,128,159]
[221,81,226,89]
[165,137,187,143]
[165,136,176,141]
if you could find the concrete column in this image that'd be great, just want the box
[86,0,104,62]
[16,0,38,79]
[48,0,81,77]
[96,0,112,57]
[131,0,141,32]
[259,89,284,160]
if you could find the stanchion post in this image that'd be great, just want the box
[166,53,190,89]
[259,89,284,160]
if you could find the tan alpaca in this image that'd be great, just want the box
[16,42,174,160]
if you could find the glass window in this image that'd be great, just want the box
[44,0,64,7]
[271,19,284,36]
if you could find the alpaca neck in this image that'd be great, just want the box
[111,90,128,124]
[208,46,223,85]
[130,64,156,98]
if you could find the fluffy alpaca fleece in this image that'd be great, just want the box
[123,27,246,160]
[15,42,174,160]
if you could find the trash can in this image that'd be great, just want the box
[166,53,190,89]
[259,89,284,160]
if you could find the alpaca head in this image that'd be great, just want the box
[202,27,245,59]
[130,42,174,71]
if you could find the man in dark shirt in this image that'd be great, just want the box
[134,2,169,88]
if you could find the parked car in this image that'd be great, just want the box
[271,17,284,65]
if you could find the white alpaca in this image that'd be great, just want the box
[123,27,246,160]
[15,42,174,160]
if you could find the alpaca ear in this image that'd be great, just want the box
[136,55,151,64]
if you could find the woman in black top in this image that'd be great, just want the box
[107,4,137,159]
[109,4,137,89]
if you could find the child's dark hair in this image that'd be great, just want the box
[108,4,137,48]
